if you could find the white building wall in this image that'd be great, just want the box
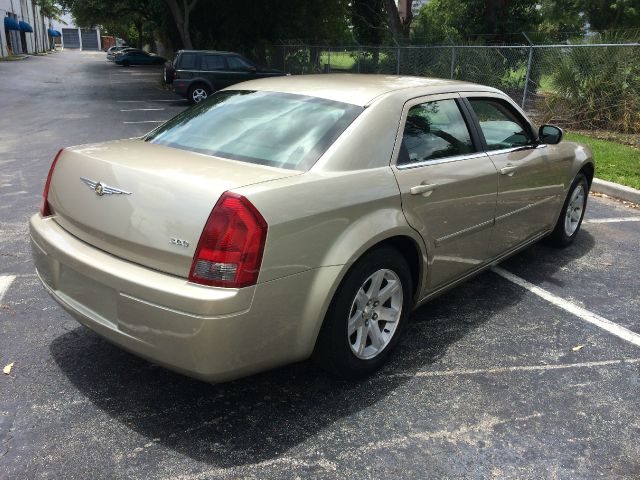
[1,0,54,56]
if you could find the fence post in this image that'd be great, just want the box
[282,45,286,72]
[357,45,362,73]
[447,36,456,79]
[522,32,534,109]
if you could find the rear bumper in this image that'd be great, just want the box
[30,214,340,382]
[172,79,189,97]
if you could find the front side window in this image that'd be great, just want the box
[468,99,532,150]
[201,54,225,71]
[399,99,474,165]
[145,90,363,170]
[179,52,197,69]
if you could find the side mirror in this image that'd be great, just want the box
[538,124,563,145]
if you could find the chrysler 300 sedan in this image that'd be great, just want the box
[30,75,594,382]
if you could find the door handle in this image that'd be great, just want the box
[500,164,518,176]
[410,183,437,196]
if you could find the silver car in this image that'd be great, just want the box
[30,75,594,382]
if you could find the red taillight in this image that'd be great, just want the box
[189,192,268,288]
[41,149,63,217]
[173,71,177,79]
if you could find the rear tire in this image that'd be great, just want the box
[313,246,413,379]
[546,173,589,247]
[188,84,211,104]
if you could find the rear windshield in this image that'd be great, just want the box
[144,90,363,170]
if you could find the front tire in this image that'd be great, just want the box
[546,173,589,247]
[313,246,413,378]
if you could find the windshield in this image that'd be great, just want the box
[144,90,363,170]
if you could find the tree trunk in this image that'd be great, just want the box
[165,0,199,49]
[382,0,413,44]
[135,20,143,49]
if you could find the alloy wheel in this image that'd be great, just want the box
[192,88,208,103]
[347,268,403,360]
[564,184,585,236]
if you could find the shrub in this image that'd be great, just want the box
[544,37,640,134]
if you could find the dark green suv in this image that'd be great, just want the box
[165,50,287,103]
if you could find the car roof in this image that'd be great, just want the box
[229,74,502,106]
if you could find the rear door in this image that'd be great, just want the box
[199,53,230,88]
[463,94,567,255]
[391,94,499,290]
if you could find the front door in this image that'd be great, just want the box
[392,95,499,291]
[464,95,567,255]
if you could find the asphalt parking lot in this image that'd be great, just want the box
[1,51,639,479]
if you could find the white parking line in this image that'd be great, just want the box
[585,216,640,223]
[0,275,16,304]
[122,120,166,124]
[390,358,640,378]
[117,100,145,103]
[492,266,640,347]
[120,108,165,112]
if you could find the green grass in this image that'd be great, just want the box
[565,132,640,190]
[319,52,356,70]
[537,74,555,94]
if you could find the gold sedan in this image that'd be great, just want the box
[30,75,594,382]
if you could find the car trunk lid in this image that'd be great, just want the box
[48,139,299,278]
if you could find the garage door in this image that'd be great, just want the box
[62,28,80,48]
[81,30,99,50]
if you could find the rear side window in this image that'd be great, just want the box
[144,91,363,170]
[179,52,197,69]
[201,54,225,71]
[468,99,532,150]
[399,99,474,165]
[227,56,253,70]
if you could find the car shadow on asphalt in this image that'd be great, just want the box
[49,231,595,468]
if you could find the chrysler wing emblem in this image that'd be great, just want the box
[80,177,132,197]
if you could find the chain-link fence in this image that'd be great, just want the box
[273,37,640,134]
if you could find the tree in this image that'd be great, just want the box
[580,0,640,31]
[34,0,63,21]
[165,0,199,49]
[412,0,541,43]
[538,0,586,37]
[352,0,387,45]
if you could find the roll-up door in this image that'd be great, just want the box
[62,28,80,48]
[81,29,99,50]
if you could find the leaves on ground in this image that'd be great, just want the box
[3,362,15,375]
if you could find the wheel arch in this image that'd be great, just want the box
[300,230,427,359]
[189,77,215,91]
[579,162,595,188]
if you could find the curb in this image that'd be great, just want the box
[592,178,640,204]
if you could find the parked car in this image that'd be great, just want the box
[115,49,166,67]
[164,49,286,103]
[106,45,128,61]
[31,75,594,383]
